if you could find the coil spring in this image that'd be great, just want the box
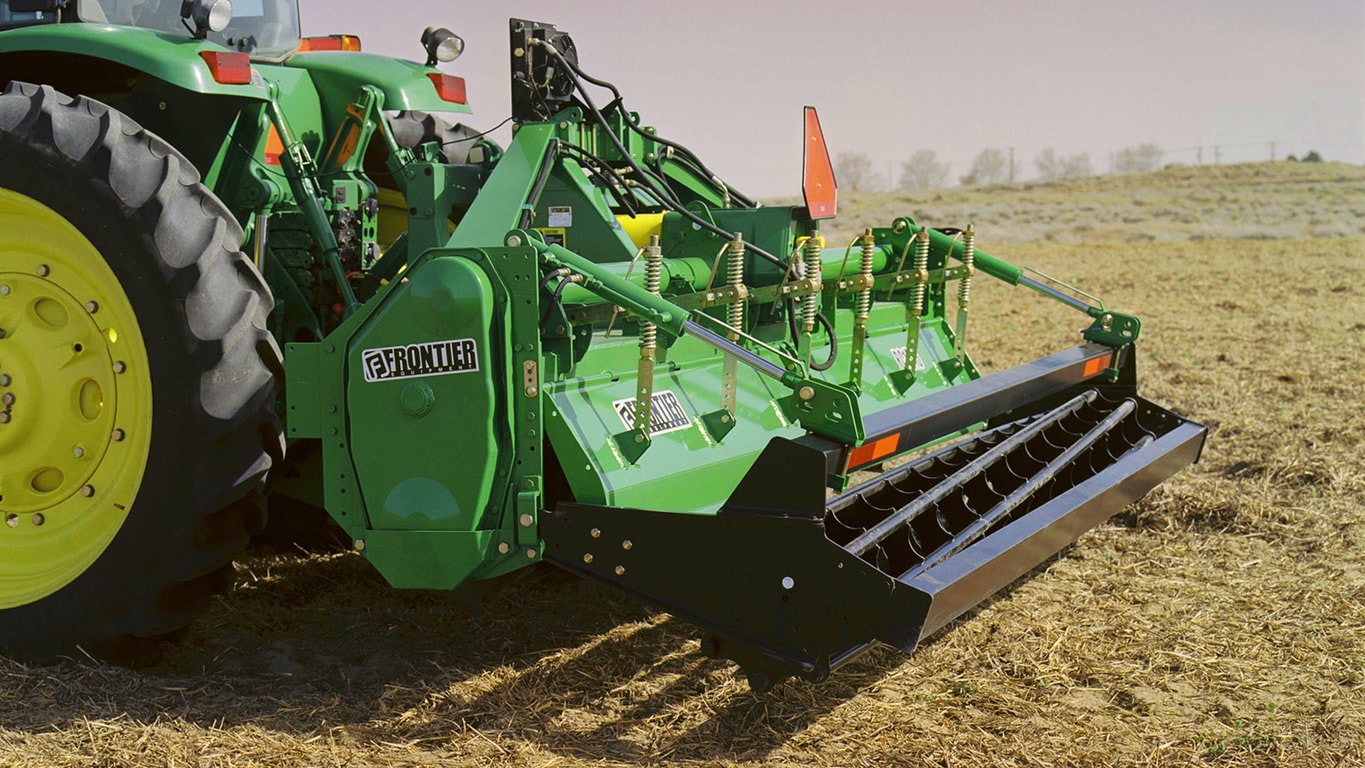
[728,236,745,334]
[959,228,975,307]
[803,236,823,332]
[857,229,875,321]
[642,240,663,351]
[911,229,930,317]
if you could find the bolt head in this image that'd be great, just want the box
[0,284,9,295]
[798,386,816,401]
[79,485,95,498]
[519,513,534,528]
[31,513,44,526]
[2,393,13,405]
[525,549,537,560]
[583,553,595,564]
[621,539,633,551]
[590,527,601,539]
[497,542,511,554]
[84,301,99,314]
[73,446,85,458]
[614,565,626,576]
[506,235,523,247]
[112,361,127,374]
[111,429,125,442]
[35,264,50,277]
[354,539,366,551]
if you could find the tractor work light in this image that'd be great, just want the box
[181,0,232,38]
[421,26,464,66]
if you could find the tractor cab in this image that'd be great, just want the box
[0,0,302,59]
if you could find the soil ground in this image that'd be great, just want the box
[3,162,1362,767]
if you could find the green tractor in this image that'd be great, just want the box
[0,2,1204,689]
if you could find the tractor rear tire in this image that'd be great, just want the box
[0,83,282,663]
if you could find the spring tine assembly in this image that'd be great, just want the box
[700,235,747,442]
[953,226,975,363]
[889,228,930,394]
[847,228,876,391]
[612,235,664,463]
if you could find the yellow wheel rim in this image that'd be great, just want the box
[0,188,154,609]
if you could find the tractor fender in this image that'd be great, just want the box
[285,51,472,117]
[0,24,268,99]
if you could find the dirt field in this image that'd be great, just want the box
[3,162,1362,767]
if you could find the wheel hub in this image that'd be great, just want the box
[0,189,152,609]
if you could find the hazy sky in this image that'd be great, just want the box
[298,1,1364,197]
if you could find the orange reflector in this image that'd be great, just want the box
[264,125,284,166]
[429,73,467,104]
[298,35,362,52]
[802,106,838,220]
[1083,354,1112,378]
[848,433,901,469]
[200,51,252,85]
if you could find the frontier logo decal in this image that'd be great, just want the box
[612,390,692,436]
[362,339,479,383]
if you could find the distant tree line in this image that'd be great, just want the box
[831,142,1203,192]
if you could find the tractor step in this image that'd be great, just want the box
[542,351,1206,690]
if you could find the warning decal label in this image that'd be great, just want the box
[362,338,479,383]
[612,390,692,436]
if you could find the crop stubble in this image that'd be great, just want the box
[1,163,1362,767]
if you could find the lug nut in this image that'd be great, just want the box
[73,446,85,458]
[35,264,49,277]
[0,412,10,424]
[0,374,10,386]
[0,284,10,296]
[31,513,44,527]
[84,301,99,314]
[79,485,95,498]
[5,515,17,528]
[112,361,126,374]
[2,393,13,406]
[111,429,125,442]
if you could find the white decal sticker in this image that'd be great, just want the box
[548,206,573,227]
[613,390,692,436]
[888,346,929,372]
[362,338,479,383]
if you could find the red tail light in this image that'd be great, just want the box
[200,51,251,85]
[429,73,467,104]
